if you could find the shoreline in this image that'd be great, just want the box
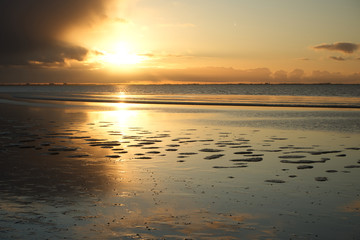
[15,95,360,109]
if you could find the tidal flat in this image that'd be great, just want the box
[0,100,360,239]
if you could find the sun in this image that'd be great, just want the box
[97,42,145,67]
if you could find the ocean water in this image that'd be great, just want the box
[1,84,360,108]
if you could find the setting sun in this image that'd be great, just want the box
[97,42,144,67]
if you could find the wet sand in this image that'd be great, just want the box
[0,99,360,239]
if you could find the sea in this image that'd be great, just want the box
[0,84,360,108]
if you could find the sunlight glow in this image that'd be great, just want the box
[97,42,145,67]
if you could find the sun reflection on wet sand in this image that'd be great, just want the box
[340,200,360,213]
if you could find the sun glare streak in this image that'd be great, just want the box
[118,92,127,99]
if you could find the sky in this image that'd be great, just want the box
[0,0,359,84]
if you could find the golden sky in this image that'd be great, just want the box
[0,0,359,84]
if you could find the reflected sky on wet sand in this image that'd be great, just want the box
[0,102,360,239]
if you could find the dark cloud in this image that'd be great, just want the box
[329,56,345,61]
[0,0,111,66]
[313,42,359,54]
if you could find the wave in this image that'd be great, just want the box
[13,94,360,109]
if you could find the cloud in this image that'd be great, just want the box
[329,56,345,61]
[313,42,359,54]
[288,69,305,79]
[273,70,288,81]
[0,0,112,66]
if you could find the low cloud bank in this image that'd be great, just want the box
[0,67,359,84]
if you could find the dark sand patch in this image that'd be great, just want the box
[40,142,52,146]
[172,137,190,141]
[19,145,36,149]
[257,149,282,152]
[213,165,247,169]
[179,152,198,155]
[166,144,180,147]
[336,154,346,157]
[265,179,286,183]
[48,147,78,151]
[123,135,141,140]
[142,147,161,149]
[135,156,152,159]
[47,132,74,136]
[280,147,314,150]
[179,140,197,143]
[326,170,338,173]
[204,154,225,160]
[67,154,90,158]
[315,177,328,182]
[127,144,144,147]
[89,141,121,147]
[234,151,253,155]
[235,138,250,142]
[297,165,314,170]
[310,150,342,155]
[18,139,36,143]
[280,159,327,164]
[270,137,288,140]
[114,151,128,154]
[230,145,252,149]
[199,148,224,153]
[165,149,178,152]
[244,154,264,157]
[278,155,306,159]
[345,147,360,150]
[344,165,360,168]
[68,136,91,139]
[105,155,121,158]
[85,138,107,142]
[231,157,263,162]
[137,141,157,145]
[43,152,60,155]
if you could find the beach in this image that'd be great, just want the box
[0,95,360,239]
[1,0,360,238]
